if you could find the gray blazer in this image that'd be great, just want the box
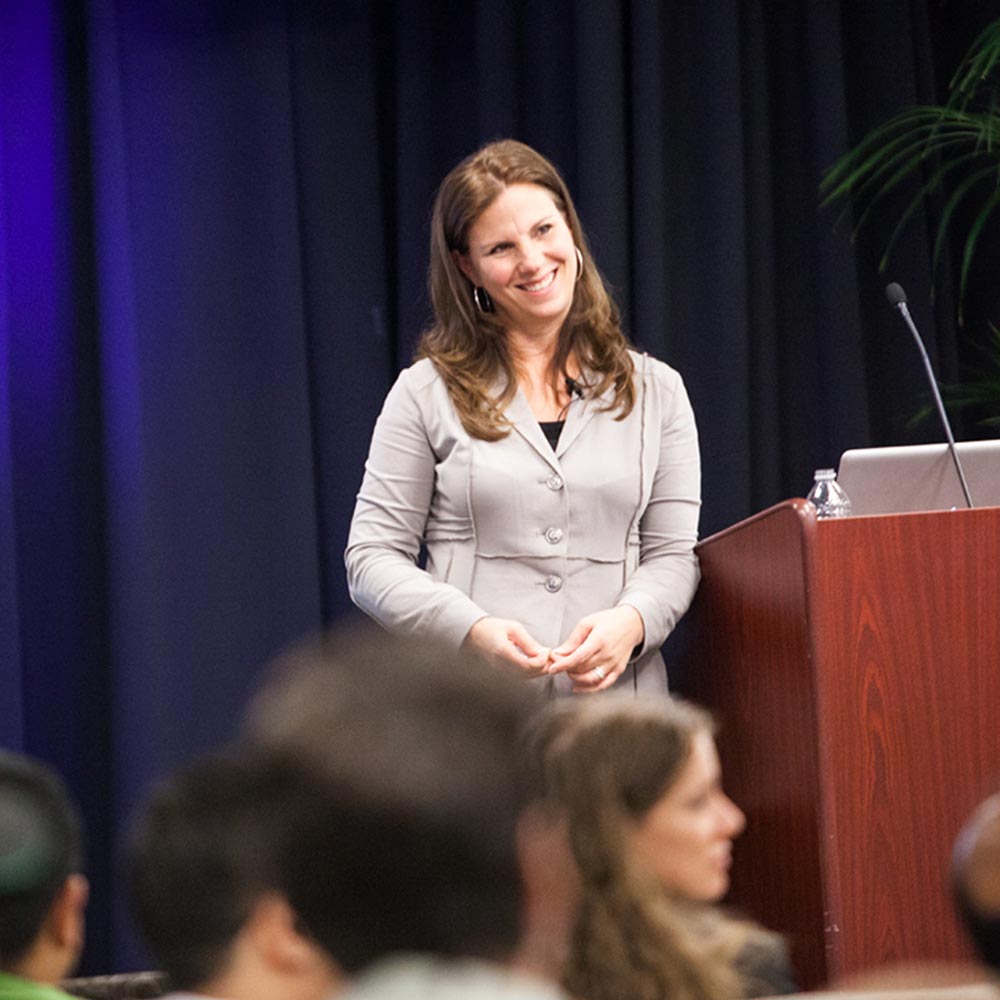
[345,350,701,694]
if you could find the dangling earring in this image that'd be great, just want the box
[473,286,495,314]
[574,246,584,283]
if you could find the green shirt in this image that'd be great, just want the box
[0,972,75,1000]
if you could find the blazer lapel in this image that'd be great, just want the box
[555,373,615,458]
[506,387,563,473]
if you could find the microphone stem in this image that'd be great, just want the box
[897,302,974,508]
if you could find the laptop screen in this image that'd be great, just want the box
[836,441,1000,516]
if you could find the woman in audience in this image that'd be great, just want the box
[530,696,794,1000]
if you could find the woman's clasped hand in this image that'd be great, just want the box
[466,606,645,693]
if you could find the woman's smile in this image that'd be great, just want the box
[458,182,578,338]
[519,269,558,293]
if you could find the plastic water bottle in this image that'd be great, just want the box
[807,468,853,519]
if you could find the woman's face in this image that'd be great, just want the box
[626,730,746,902]
[457,183,578,338]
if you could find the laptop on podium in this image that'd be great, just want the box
[836,440,1000,516]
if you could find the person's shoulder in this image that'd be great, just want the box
[734,925,797,996]
[340,955,569,1000]
[394,357,445,393]
[384,358,448,409]
[627,349,685,393]
[0,978,81,1000]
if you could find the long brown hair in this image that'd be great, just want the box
[530,697,781,1000]
[418,139,635,440]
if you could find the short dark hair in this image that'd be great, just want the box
[126,751,313,990]
[0,750,83,969]
[243,623,543,972]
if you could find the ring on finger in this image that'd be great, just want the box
[593,666,606,681]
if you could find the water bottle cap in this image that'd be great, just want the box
[814,468,836,479]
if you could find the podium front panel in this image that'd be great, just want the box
[678,501,1000,987]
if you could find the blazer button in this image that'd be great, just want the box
[544,575,563,593]
[546,473,564,491]
[544,526,564,544]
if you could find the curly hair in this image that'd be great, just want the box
[529,697,784,1000]
[418,139,635,440]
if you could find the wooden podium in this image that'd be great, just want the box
[675,500,1000,988]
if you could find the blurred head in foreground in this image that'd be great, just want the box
[126,750,342,1000]
[954,791,1000,972]
[242,624,572,984]
[0,750,88,987]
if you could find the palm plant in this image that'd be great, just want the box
[821,18,1000,321]
[910,322,1000,428]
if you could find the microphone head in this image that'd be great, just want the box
[886,282,908,308]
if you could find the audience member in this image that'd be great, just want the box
[125,752,342,1000]
[954,792,1000,973]
[529,696,794,1000]
[0,751,88,1000]
[242,624,573,998]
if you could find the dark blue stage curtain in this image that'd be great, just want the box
[1,0,996,973]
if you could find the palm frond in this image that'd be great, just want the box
[821,19,1000,313]
[907,323,1000,428]
[881,150,990,269]
[821,109,998,209]
[948,20,1000,113]
[959,187,1000,318]
[930,161,999,272]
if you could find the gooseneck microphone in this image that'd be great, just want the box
[885,282,974,508]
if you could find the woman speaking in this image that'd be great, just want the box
[346,140,700,694]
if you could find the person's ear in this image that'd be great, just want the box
[512,805,579,979]
[453,249,477,285]
[247,894,334,978]
[517,805,579,912]
[247,894,304,971]
[48,874,89,961]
